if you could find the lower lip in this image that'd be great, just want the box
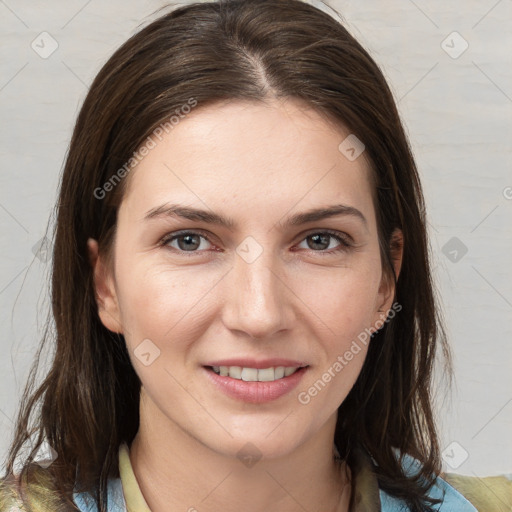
[203,366,308,403]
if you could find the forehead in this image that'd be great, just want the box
[120,98,375,224]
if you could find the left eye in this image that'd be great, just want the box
[297,232,350,252]
[160,230,351,254]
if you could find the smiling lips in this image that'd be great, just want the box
[211,365,301,381]
[203,358,309,403]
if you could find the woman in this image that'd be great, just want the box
[0,0,484,510]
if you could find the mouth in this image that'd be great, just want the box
[206,365,307,382]
[202,363,310,403]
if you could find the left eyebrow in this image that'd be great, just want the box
[143,203,368,230]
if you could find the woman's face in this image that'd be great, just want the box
[89,98,400,459]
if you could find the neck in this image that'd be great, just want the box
[129,399,351,512]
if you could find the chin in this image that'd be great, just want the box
[199,424,308,462]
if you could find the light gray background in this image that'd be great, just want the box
[1,0,511,477]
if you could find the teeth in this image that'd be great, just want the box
[284,367,297,377]
[229,366,242,379]
[241,367,258,381]
[274,366,285,379]
[257,367,275,382]
[211,365,301,381]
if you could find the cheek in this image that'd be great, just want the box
[115,260,218,345]
[290,263,381,342]
[294,271,378,410]
[114,264,212,394]
[118,271,176,331]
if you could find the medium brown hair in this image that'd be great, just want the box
[2,0,452,510]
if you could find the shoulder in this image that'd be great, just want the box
[0,469,64,512]
[442,472,512,512]
[1,467,125,512]
[379,476,479,511]
[0,473,25,510]
[73,477,126,512]
[378,452,478,512]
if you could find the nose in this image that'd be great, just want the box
[221,249,294,339]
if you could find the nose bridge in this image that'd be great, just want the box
[225,240,290,337]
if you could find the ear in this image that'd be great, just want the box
[373,228,403,328]
[87,238,123,334]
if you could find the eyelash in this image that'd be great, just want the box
[158,229,353,256]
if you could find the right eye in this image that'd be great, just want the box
[159,230,215,254]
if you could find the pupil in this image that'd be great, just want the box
[309,233,329,250]
[179,234,200,251]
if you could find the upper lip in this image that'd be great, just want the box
[203,358,308,369]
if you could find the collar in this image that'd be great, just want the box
[117,441,382,512]
[118,442,151,512]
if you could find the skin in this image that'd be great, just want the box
[88,97,402,512]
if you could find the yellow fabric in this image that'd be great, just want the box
[442,472,512,512]
[118,443,152,512]
[0,465,75,511]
